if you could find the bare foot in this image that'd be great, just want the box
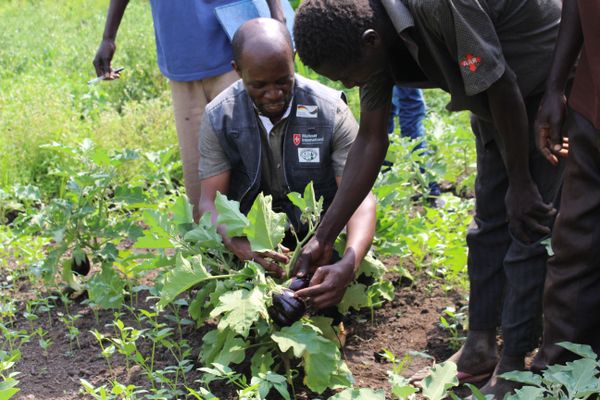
[449,329,499,375]
[409,330,498,383]
[473,354,525,399]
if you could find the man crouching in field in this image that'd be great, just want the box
[197,18,376,311]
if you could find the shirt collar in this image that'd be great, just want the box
[256,96,294,135]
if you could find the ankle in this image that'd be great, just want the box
[464,329,497,352]
[496,354,525,373]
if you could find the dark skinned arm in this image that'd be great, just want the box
[486,69,555,243]
[265,0,285,23]
[292,105,390,277]
[93,0,129,79]
[294,178,377,309]
[200,172,288,277]
[535,0,583,165]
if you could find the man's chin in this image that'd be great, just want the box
[260,105,285,118]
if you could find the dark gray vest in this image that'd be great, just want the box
[206,75,342,228]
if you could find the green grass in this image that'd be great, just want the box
[0,0,173,192]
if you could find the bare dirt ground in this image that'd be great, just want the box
[5,262,470,400]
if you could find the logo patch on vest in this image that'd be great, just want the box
[298,147,320,163]
[296,105,318,118]
[293,133,301,146]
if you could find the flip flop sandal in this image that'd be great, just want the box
[456,370,493,384]
[409,366,493,386]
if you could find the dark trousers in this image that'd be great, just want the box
[467,95,564,356]
[533,109,600,369]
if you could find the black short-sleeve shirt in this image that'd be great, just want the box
[361,0,561,119]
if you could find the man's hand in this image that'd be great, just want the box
[294,255,355,309]
[93,39,120,79]
[224,236,287,278]
[505,180,556,243]
[291,236,334,278]
[535,92,569,165]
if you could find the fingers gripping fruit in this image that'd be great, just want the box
[268,277,310,326]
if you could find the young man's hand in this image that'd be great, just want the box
[505,180,556,243]
[224,236,287,278]
[291,236,334,278]
[294,254,355,309]
[535,92,569,165]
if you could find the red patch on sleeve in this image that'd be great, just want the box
[459,54,481,72]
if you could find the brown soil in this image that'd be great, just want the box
[5,262,471,400]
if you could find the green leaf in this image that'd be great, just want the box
[87,265,124,309]
[327,388,385,400]
[561,358,599,396]
[357,252,387,278]
[421,361,458,400]
[309,316,338,344]
[557,342,598,360]
[188,280,218,326]
[183,213,223,249]
[0,386,20,400]
[113,186,146,205]
[302,181,323,216]
[210,287,268,338]
[287,182,323,224]
[243,193,286,252]
[272,322,351,393]
[158,254,211,308]
[170,195,193,225]
[215,192,249,237]
[200,329,247,367]
[504,386,547,400]
[134,211,173,249]
[500,370,543,386]
[464,384,494,400]
[286,191,306,213]
[337,283,369,314]
[251,372,291,400]
[250,346,275,376]
[388,373,418,399]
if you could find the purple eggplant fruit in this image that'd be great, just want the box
[269,277,310,326]
[72,254,91,276]
[288,276,310,291]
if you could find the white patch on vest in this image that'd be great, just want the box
[296,105,318,118]
[298,147,320,163]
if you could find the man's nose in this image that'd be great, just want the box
[265,87,284,101]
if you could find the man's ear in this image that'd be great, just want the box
[361,29,381,48]
[231,61,243,78]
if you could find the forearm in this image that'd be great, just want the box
[102,0,129,41]
[316,115,389,245]
[344,192,376,272]
[545,0,583,93]
[265,0,285,22]
[487,71,531,183]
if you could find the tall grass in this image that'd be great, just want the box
[0,0,173,192]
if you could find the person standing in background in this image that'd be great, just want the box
[93,0,285,222]
[532,0,600,371]
[387,85,441,203]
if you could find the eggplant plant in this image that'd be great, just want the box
[146,183,394,396]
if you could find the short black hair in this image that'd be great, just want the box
[294,0,385,69]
